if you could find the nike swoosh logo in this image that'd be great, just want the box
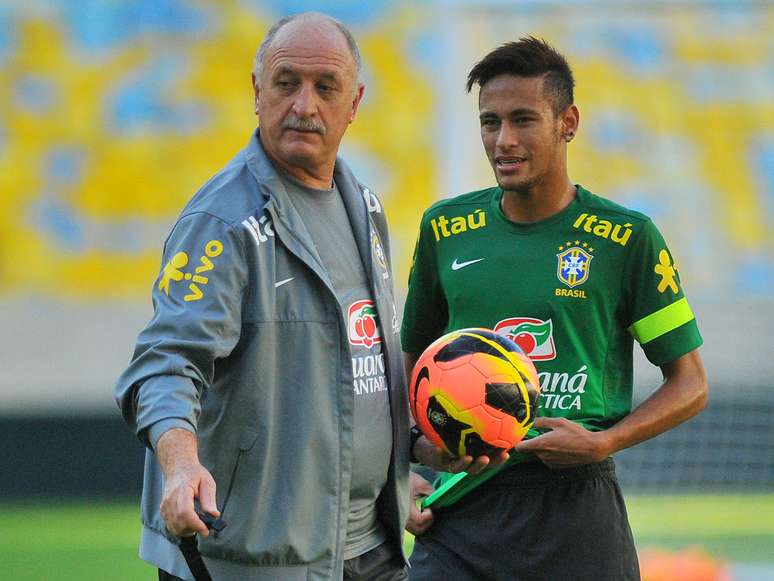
[275,277,294,288]
[451,258,485,271]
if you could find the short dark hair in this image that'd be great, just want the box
[466,36,575,116]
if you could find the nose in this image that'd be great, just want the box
[496,123,518,150]
[292,82,317,118]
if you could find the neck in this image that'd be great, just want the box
[272,156,334,190]
[260,136,335,190]
[500,177,576,224]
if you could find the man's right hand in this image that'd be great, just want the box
[156,428,220,538]
[160,461,220,537]
[413,434,509,476]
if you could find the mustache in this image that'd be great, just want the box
[282,116,326,135]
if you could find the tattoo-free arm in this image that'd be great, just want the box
[156,428,220,537]
[515,349,708,468]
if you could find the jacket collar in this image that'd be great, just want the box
[243,129,373,283]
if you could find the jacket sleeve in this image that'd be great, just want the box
[114,211,248,446]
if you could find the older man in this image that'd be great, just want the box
[116,13,409,581]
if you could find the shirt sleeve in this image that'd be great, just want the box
[622,219,703,366]
[401,212,448,354]
[114,211,248,445]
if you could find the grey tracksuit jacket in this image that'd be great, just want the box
[115,130,410,580]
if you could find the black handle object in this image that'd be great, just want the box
[195,509,227,534]
[179,536,213,581]
[178,510,228,581]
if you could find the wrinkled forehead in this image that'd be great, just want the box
[264,19,356,77]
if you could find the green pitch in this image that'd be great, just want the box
[2,495,773,580]
[0,501,152,580]
[627,495,774,561]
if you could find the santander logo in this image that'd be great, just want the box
[348,300,382,347]
[494,317,557,361]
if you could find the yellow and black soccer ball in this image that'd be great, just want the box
[409,328,540,458]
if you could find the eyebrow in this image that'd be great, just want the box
[316,72,341,84]
[480,107,540,120]
[272,65,298,78]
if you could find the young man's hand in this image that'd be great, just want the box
[407,472,436,536]
[413,434,509,475]
[514,417,610,468]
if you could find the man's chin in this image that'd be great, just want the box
[495,175,533,194]
[279,143,323,166]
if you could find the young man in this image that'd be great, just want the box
[116,13,409,581]
[402,37,707,580]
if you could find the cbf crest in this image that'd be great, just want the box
[556,242,594,288]
[371,230,389,280]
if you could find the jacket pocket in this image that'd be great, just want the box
[215,429,260,523]
[201,422,338,565]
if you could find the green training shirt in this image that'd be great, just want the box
[402,185,703,432]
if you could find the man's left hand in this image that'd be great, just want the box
[406,472,435,536]
[514,417,610,469]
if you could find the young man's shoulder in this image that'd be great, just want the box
[422,187,497,220]
[576,185,652,226]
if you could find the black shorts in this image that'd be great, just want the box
[409,459,639,581]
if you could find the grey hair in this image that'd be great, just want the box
[252,12,362,88]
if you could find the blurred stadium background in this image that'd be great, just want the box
[1,0,772,579]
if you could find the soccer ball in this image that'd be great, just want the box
[409,327,540,458]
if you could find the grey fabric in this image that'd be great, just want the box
[280,176,365,292]
[343,541,408,581]
[115,129,409,581]
[280,174,392,559]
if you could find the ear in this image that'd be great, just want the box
[252,73,260,116]
[561,104,580,142]
[349,82,366,124]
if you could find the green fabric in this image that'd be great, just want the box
[421,451,536,510]
[403,185,703,507]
